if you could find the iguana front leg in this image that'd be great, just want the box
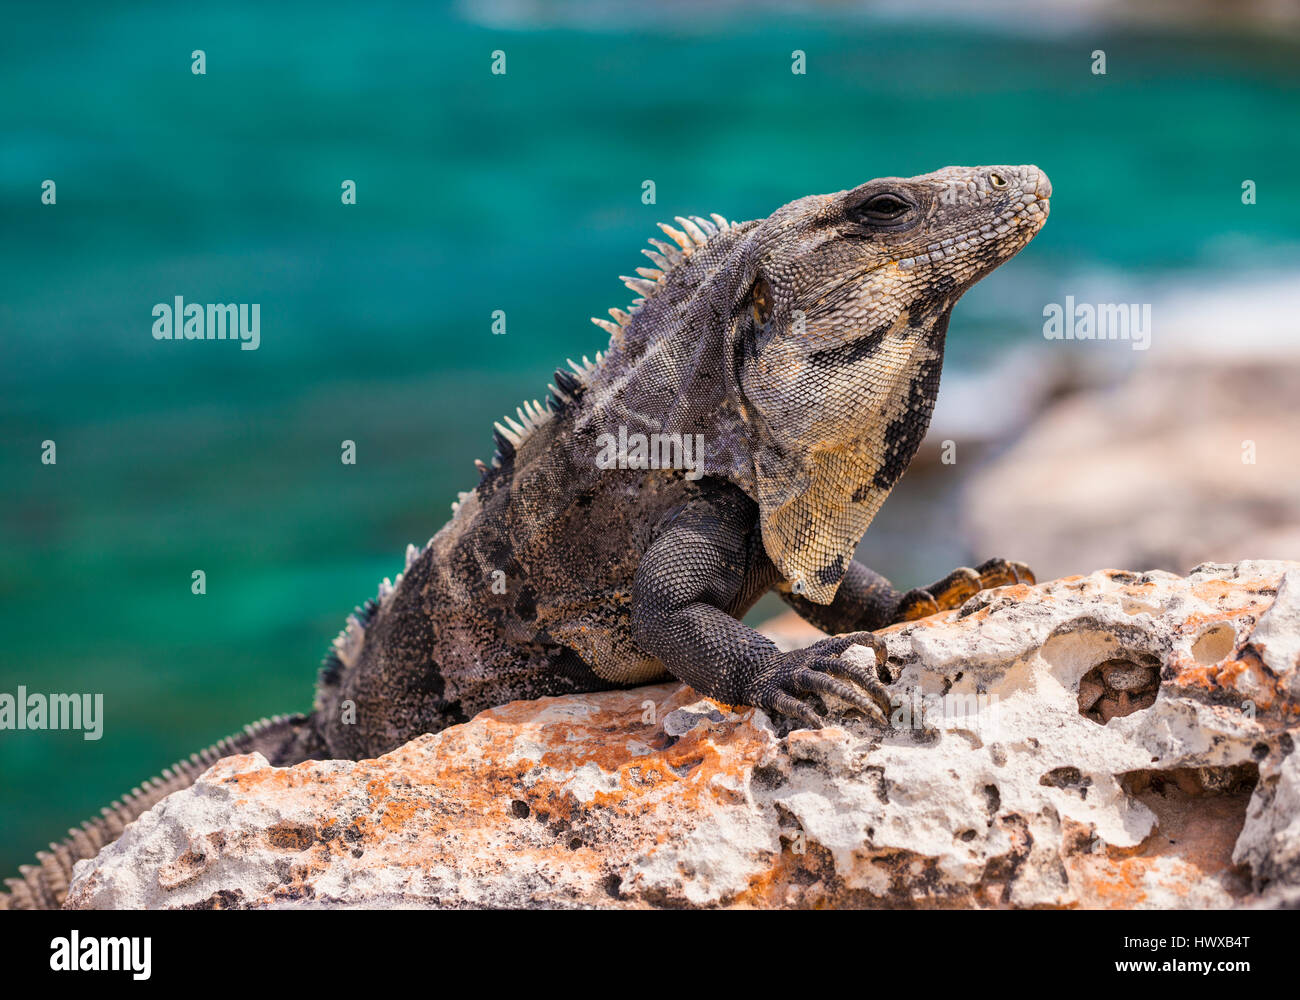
[781,557,1036,632]
[631,487,892,729]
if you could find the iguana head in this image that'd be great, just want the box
[727,164,1051,601]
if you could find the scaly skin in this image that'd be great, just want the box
[4,164,1049,908]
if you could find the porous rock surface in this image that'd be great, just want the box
[65,560,1300,909]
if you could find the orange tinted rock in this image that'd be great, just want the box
[66,562,1300,909]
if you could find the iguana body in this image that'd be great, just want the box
[4,164,1050,908]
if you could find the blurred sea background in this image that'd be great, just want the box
[3,1,1299,873]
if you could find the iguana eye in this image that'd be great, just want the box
[850,193,914,225]
[990,172,1007,189]
[751,274,773,326]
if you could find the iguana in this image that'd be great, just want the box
[3,164,1050,908]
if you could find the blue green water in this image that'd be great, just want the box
[2,3,1298,873]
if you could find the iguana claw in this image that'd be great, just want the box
[896,557,1036,621]
[756,632,892,729]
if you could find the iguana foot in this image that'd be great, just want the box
[895,558,1036,622]
[753,632,892,729]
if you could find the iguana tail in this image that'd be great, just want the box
[0,712,320,910]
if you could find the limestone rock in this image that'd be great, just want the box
[65,561,1300,909]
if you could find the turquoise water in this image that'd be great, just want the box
[2,3,1299,873]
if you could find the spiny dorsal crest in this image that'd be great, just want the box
[473,212,731,480]
[320,531,438,682]
[591,213,732,339]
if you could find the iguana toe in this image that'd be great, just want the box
[918,567,984,610]
[974,557,1036,588]
[896,587,942,621]
[904,559,1038,621]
